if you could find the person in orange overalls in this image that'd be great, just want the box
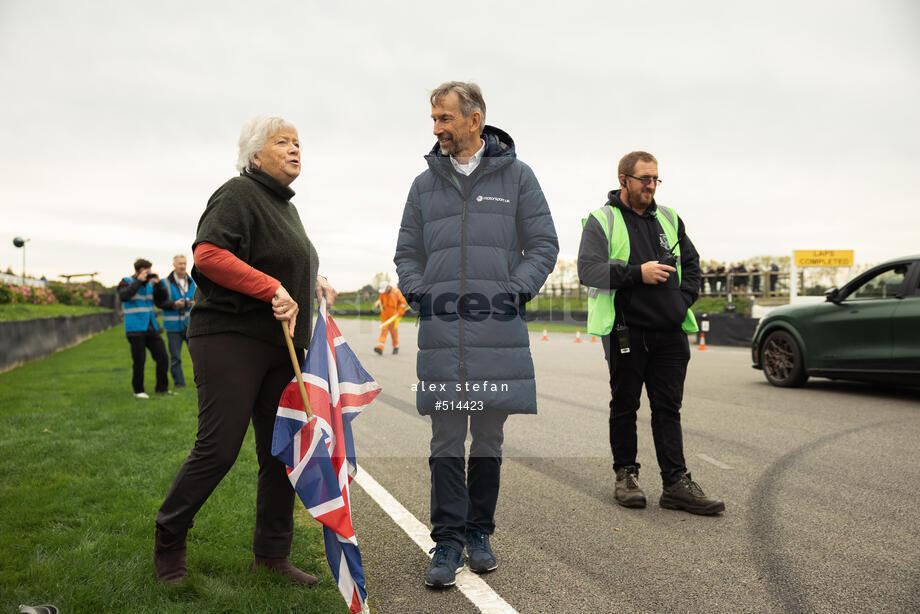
[374,283,407,355]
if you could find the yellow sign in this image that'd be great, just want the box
[794,250,854,267]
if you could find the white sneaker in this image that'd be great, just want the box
[134,392,150,399]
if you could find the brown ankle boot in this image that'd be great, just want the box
[252,556,318,586]
[154,528,188,584]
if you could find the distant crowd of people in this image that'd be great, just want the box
[701,262,782,295]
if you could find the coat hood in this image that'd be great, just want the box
[606,188,659,216]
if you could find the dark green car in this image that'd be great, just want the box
[751,255,920,387]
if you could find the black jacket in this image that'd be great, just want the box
[577,190,700,331]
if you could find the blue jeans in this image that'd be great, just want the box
[166,330,188,387]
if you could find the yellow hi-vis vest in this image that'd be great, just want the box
[581,204,699,337]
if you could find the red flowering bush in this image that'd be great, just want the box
[5,283,58,305]
[48,282,101,306]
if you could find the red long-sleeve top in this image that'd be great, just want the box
[192,242,279,301]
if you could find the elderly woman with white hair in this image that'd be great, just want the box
[154,116,336,585]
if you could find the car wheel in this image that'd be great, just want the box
[761,330,808,387]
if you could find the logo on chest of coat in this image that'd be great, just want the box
[659,233,672,251]
[476,194,511,204]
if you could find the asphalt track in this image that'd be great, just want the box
[336,318,920,614]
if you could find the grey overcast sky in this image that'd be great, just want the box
[1,0,918,289]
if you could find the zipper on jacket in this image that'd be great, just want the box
[436,161,506,404]
[456,171,490,402]
[439,169,471,400]
[459,198,468,401]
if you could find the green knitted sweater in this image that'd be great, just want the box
[189,169,319,349]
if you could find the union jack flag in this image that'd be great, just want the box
[272,300,380,613]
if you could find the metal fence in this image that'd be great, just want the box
[539,271,797,300]
[0,273,47,288]
[699,271,790,298]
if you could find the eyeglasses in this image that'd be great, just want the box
[625,174,662,186]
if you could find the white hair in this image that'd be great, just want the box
[235,115,296,173]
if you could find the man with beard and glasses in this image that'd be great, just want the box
[395,81,558,588]
[577,151,724,516]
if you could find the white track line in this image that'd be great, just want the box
[354,464,519,614]
[696,453,733,470]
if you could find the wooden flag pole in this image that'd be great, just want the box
[281,321,312,420]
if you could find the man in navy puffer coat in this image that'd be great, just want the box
[395,82,558,587]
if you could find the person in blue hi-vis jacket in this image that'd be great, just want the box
[156,254,196,388]
[117,257,170,398]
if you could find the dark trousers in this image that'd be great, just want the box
[128,333,168,394]
[603,328,689,486]
[166,330,188,387]
[429,410,508,551]
[156,332,298,557]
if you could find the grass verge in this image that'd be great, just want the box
[691,297,753,317]
[526,321,584,333]
[0,304,110,322]
[0,325,350,613]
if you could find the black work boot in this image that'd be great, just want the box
[614,465,647,508]
[660,472,725,515]
[154,528,188,584]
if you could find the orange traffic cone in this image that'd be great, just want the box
[590,335,597,343]
[574,329,582,343]
[541,328,548,341]
[698,333,707,350]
